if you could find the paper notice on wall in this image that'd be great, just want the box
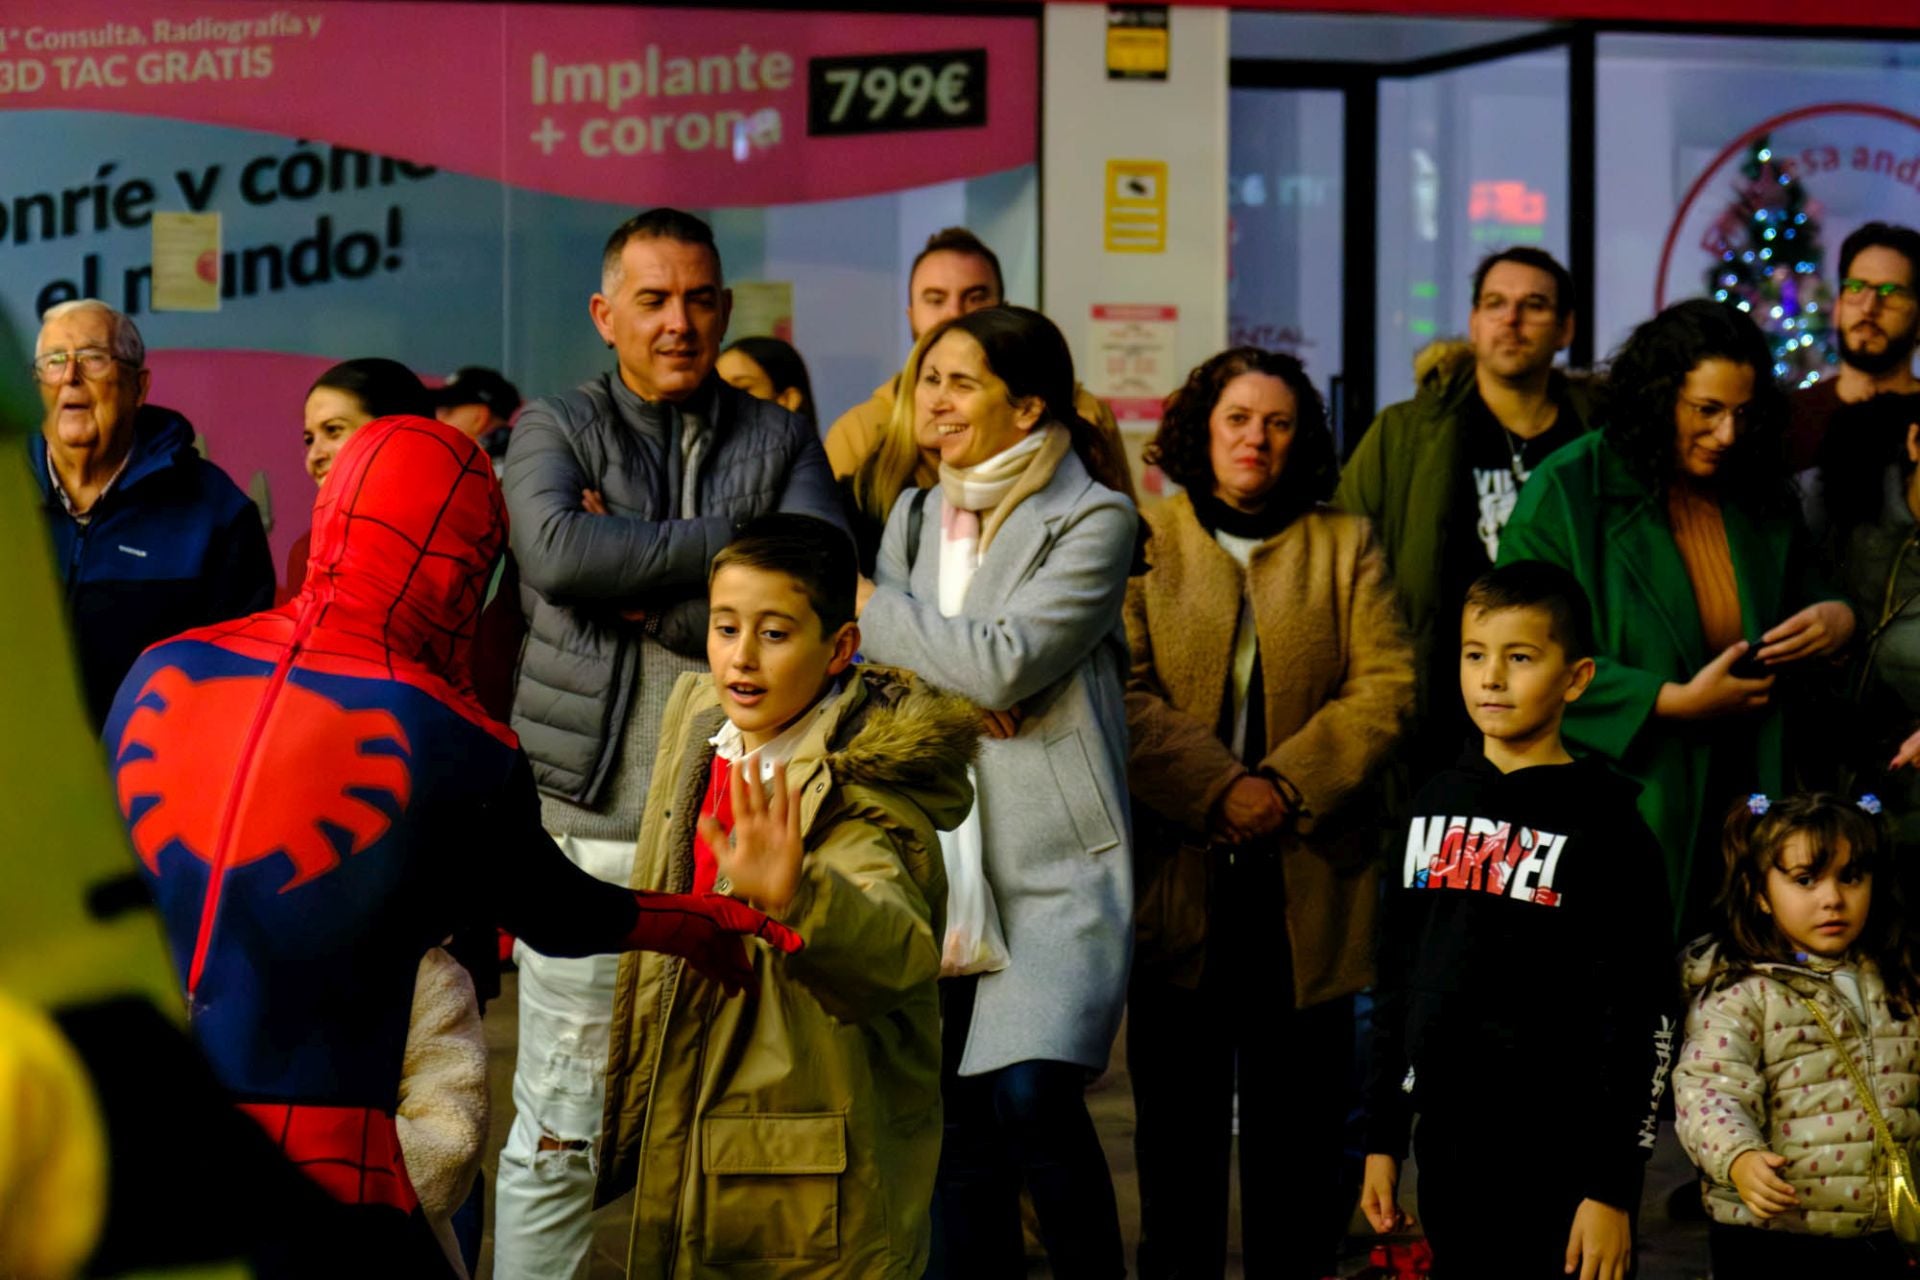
[1089,303,1177,430]
[729,281,794,343]
[150,212,221,312]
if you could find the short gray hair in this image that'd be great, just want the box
[40,298,146,368]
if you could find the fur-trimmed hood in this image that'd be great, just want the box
[815,665,979,834]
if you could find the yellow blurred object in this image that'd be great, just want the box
[0,451,180,1017]
[0,351,252,1280]
[0,990,106,1279]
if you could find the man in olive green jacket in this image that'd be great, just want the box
[598,659,978,1278]
[1335,248,1593,773]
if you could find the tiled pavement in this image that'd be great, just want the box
[475,974,1712,1279]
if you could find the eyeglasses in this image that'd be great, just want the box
[1475,294,1560,322]
[1679,397,1750,429]
[1841,278,1918,307]
[31,347,131,384]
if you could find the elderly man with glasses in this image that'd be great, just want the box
[29,298,272,729]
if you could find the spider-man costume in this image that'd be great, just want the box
[103,417,798,1249]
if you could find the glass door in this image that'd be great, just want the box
[1228,87,1347,433]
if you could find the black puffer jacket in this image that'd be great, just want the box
[503,371,845,804]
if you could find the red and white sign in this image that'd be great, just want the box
[1089,303,1179,426]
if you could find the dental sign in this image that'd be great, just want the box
[0,1,1037,585]
[0,3,1036,207]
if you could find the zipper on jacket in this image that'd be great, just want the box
[183,608,318,1009]
[64,521,87,601]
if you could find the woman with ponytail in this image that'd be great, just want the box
[856,305,1136,1279]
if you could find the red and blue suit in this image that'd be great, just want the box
[103,417,796,1255]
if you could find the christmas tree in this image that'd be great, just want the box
[1703,134,1838,389]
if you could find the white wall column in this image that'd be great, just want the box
[1042,2,1229,494]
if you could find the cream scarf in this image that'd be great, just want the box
[933,424,1071,615]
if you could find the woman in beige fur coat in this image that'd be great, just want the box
[1124,347,1413,1280]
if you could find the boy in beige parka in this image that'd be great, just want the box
[596,513,979,1278]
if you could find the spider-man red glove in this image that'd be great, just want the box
[622,891,804,994]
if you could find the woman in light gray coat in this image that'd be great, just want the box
[857,305,1137,1280]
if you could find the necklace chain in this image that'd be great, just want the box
[1498,400,1558,484]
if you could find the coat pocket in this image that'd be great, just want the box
[1044,728,1122,855]
[699,1113,846,1263]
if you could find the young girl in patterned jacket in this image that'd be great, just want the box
[1675,792,1920,1280]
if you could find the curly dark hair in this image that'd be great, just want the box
[1145,347,1335,510]
[1599,298,1792,512]
[1708,792,1920,1018]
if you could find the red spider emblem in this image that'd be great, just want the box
[116,667,412,891]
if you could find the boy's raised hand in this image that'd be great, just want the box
[1729,1149,1798,1220]
[704,757,806,916]
[1359,1154,1408,1235]
[1563,1199,1630,1280]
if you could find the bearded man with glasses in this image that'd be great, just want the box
[1787,221,1920,473]
[28,298,272,729]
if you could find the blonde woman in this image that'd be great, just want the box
[844,328,943,573]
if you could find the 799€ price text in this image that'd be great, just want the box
[806,49,987,137]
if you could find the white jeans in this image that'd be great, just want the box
[491,835,633,1280]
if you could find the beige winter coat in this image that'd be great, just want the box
[1675,942,1920,1236]
[1124,495,1413,1001]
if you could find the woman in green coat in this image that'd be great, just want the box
[1499,300,1854,938]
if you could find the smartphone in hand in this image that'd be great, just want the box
[1728,648,1770,679]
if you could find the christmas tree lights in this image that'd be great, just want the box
[1702,134,1838,389]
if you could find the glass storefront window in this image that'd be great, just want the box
[1228,89,1345,411]
[1596,34,1920,381]
[1376,49,1570,410]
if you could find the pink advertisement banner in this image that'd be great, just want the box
[0,1,1038,206]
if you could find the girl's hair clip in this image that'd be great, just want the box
[1859,794,1884,816]
[1747,793,1771,816]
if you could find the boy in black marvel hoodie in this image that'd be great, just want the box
[1360,561,1677,1280]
